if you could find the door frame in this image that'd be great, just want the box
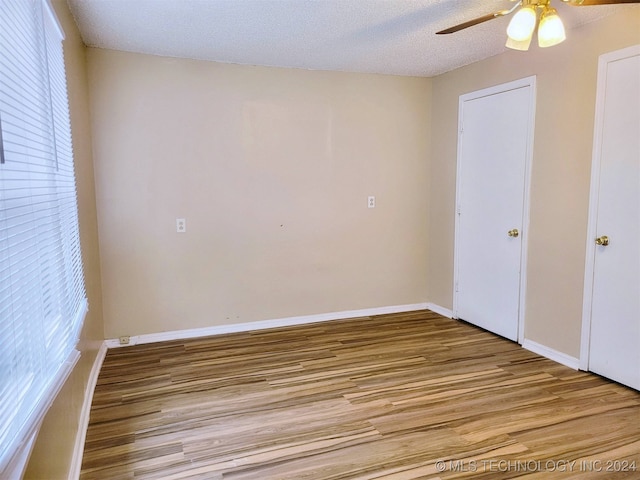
[580,44,640,371]
[453,76,537,345]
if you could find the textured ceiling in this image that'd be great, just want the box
[66,0,625,77]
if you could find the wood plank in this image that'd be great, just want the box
[81,310,640,479]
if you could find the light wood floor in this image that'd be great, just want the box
[80,310,640,479]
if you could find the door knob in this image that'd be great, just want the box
[595,235,609,246]
[508,229,519,238]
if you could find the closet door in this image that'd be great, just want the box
[582,45,640,390]
[454,77,535,342]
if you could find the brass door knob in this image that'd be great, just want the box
[595,235,609,246]
[508,229,519,238]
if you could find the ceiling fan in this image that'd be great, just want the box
[436,0,640,50]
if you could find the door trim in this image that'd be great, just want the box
[453,76,536,345]
[580,44,640,371]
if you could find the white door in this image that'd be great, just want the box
[582,45,640,390]
[454,77,536,342]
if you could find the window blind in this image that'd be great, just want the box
[0,0,87,474]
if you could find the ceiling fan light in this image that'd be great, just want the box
[506,35,533,51]
[506,6,537,42]
[538,7,566,48]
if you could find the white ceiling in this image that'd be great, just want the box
[66,0,625,77]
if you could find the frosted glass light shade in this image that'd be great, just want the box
[506,35,533,51]
[538,8,566,48]
[506,6,537,42]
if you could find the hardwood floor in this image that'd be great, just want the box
[80,310,640,479]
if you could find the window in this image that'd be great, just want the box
[0,0,87,474]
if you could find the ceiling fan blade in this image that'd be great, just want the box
[436,10,511,35]
[563,0,640,4]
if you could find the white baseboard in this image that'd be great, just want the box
[425,303,454,319]
[522,339,579,370]
[105,303,430,348]
[68,341,108,480]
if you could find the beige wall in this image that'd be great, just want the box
[428,9,640,358]
[24,0,104,478]
[87,49,432,338]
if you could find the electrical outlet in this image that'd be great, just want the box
[176,218,186,233]
[368,196,375,208]
[119,336,130,345]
